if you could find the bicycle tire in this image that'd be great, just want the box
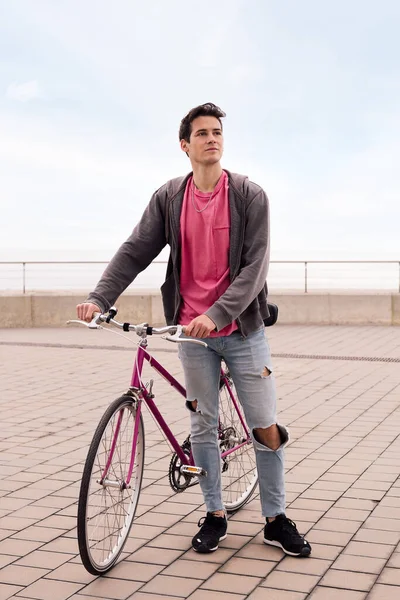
[219,372,259,513]
[77,394,145,575]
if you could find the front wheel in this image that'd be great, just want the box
[77,394,145,575]
[219,371,259,513]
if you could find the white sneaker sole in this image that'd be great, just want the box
[264,538,311,557]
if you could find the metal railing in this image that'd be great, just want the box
[1,260,400,294]
[279,260,400,293]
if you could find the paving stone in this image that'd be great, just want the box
[141,574,200,597]
[248,590,307,600]
[201,572,261,595]
[320,569,377,591]
[0,564,50,586]
[261,571,320,594]
[44,561,97,584]
[162,558,219,579]
[332,554,386,574]
[368,583,400,599]
[308,588,367,600]
[219,557,275,577]
[378,567,400,585]
[387,553,400,568]
[343,541,394,559]
[0,584,24,600]
[276,556,331,575]
[127,594,182,600]
[0,539,43,557]
[15,550,71,570]
[126,546,183,565]
[14,578,83,599]
[188,592,246,600]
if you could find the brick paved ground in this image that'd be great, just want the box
[1,324,400,600]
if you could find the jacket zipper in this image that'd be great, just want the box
[169,201,183,324]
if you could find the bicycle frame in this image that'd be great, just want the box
[103,338,252,487]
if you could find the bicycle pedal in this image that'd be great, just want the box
[180,465,207,477]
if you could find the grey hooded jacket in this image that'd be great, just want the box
[87,169,271,336]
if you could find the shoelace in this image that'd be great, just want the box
[197,514,224,529]
[197,517,207,528]
[279,517,302,539]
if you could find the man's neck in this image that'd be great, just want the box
[192,164,223,193]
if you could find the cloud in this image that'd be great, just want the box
[5,80,43,102]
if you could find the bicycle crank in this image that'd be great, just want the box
[168,436,205,492]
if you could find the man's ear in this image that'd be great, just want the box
[180,139,189,155]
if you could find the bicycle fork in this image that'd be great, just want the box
[98,393,143,491]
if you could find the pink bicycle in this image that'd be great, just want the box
[69,308,258,575]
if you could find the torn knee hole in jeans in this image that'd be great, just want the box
[186,399,202,414]
[261,366,272,378]
[253,423,289,449]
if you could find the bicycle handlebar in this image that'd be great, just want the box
[67,308,208,347]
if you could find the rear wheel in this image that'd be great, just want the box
[77,394,144,575]
[219,371,258,513]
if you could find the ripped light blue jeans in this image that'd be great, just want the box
[178,327,287,517]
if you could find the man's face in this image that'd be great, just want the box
[180,116,224,166]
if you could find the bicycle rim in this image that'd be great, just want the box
[219,376,258,513]
[77,395,145,575]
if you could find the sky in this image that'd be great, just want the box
[1,0,399,263]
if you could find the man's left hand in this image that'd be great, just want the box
[185,315,216,338]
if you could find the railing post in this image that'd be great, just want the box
[23,262,26,294]
[305,261,308,293]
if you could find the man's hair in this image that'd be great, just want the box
[179,102,226,142]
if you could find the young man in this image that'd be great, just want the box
[77,103,311,557]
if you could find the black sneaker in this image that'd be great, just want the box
[264,514,311,557]
[192,512,227,553]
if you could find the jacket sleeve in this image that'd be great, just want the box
[86,188,167,313]
[205,188,270,331]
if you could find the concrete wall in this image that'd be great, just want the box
[1,290,399,328]
[272,292,400,325]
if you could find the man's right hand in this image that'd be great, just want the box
[76,302,102,323]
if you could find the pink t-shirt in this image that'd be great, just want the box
[179,171,238,337]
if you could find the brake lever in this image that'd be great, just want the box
[164,325,208,347]
[66,313,102,329]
